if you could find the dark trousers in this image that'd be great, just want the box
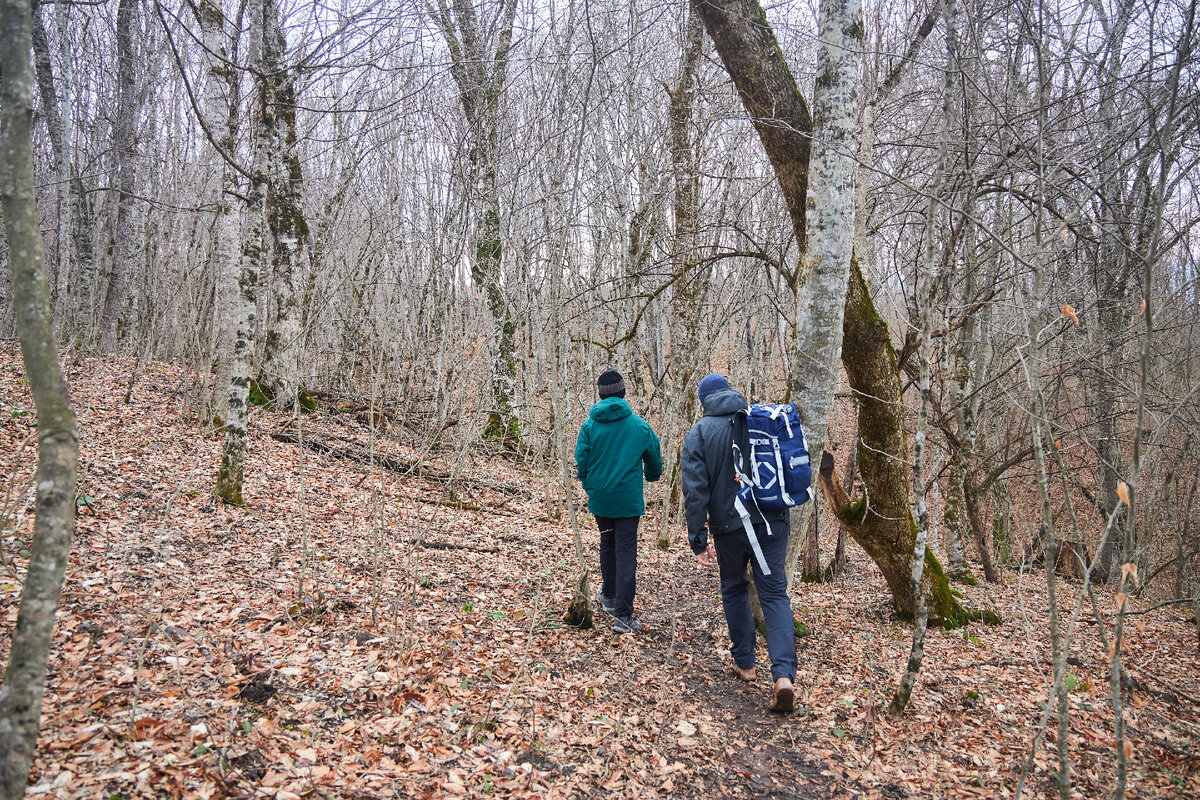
[714,517,797,681]
[596,516,639,618]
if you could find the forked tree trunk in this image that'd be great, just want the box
[696,0,980,625]
[0,0,80,792]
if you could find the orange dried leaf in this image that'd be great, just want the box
[1116,482,1130,506]
[1116,592,1126,611]
[1061,304,1079,324]
[1123,740,1135,760]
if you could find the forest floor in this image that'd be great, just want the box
[1,345,1199,799]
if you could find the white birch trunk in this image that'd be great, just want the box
[216,0,269,505]
[197,0,242,424]
[259,0,309,409]
[783,0,863,589]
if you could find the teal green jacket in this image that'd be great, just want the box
[575,398,663,518]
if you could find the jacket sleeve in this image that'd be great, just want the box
[643,422,663,482]
[681,425,709,537]
[575,422,590,482]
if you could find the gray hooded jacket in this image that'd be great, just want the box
[681,387,787,549]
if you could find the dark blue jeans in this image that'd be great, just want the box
[714,517,797,681]
[596,516,639,618]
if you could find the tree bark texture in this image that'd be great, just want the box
[435,0,521,446]
[834,260,976,626]
[696,0,979,625]
[0,0,80,792]
[215,0,269,505]
[661,5,707,542]
[195,0,242,424]
[691,0,811,242]
[100,0,142,352]
[260,0,310,409]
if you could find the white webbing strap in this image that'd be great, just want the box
[733,493,771,575]
[772,436,793,506]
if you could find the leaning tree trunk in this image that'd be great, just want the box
[99,0,141,352]
[0,0,80,793]
[259,0,309,410]
[695,0,979,625]
[215,0,269,506]
[825,261,984,626]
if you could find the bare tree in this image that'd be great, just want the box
[433,0,522,446]
[0,0,79,792]
[100,0,144,351]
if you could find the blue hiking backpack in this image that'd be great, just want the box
[733,403,812,512]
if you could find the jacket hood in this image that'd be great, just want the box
[590,396,633,422]
[701,386,748,416]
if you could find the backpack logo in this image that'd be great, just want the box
[733,404,812,512]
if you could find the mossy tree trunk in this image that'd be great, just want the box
[0,0,80,791]
[216,0,270,506]
[696,0,982,627]
[828,261,981,627]
[434,0,522,447]
[260,0,310,410]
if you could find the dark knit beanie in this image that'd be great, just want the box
[697,373,731,403]
[597,369,626,399]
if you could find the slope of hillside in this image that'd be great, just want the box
[1,347,1197,799]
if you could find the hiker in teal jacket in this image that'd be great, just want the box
[575,370,663,634]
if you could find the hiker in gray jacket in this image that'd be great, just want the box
[681,373,797,712]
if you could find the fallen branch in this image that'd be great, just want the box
[419,539,500,554]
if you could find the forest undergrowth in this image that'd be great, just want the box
[1,346,1197,799]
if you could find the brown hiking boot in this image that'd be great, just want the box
[770,677,794,713]
[732,663,756,682]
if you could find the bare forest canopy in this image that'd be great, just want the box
[1,0,1199,795]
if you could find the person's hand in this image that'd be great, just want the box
[696,544,716,568]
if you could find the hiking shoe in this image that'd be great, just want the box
[612,616,644,634]
[769,677,795,713]
[595,592,616,615]
[732,663,757,682]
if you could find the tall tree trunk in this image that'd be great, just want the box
[890,0,957,714]
[194,0,242,425]
[0,0,80,792]
[1090,0,1136,585]
[434,0,521,446]
[100,0,141,352]
[662,4,707,547]
[692,0,861,593]
[259,0,309,409]
[695,0,978,625]
[215,0,268,505]
[30,7,73,334]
